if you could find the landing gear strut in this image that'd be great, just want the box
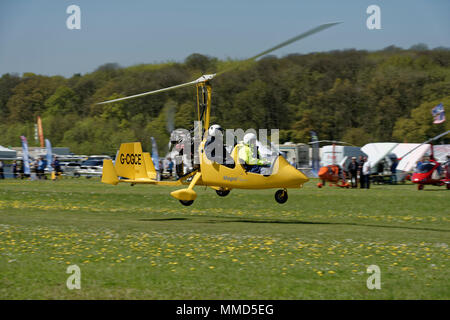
[275,189,288,204]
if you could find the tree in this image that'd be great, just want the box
[44,86,81,115]
[0,73,21,121]
[393,97,450,142]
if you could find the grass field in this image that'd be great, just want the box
[0,178,449,299]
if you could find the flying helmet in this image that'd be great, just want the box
[208,124,224,137]
[243,133,257,145]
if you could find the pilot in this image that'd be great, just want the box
[238,133,268,174]
[205,124,234,168]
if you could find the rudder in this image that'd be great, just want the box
[115,142,148,180]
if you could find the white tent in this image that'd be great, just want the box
[394,143,431,173]
[361,142,398,171]
[434,145,450,163]
[0,145,17,160]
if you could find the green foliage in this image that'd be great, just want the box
[1,48,450,154]
[393,96,450,142]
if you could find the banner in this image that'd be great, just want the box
[37,116,45,147]
[20,136,31,175]
[432,103,445,124]
[151,137,159,170]
[45,139,53,171]
[310,131,320,177]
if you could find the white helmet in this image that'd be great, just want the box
[243,133,257,145]
[208,124,223,137]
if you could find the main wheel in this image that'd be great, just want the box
[179,200,194,206]
[216,189,230,197]
[417,184,424,190]
[275,189,288,204]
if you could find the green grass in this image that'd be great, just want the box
[0,178,449,299]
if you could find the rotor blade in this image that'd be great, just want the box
[398,130,450,160]
[96,80,197,105]
[216,22,342,76]
[249,22,342,61]
[308,140,353,146]
[96,74,216,105]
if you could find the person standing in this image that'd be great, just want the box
[357,155,364,188]
[18,161,24,179]
[158,159,164,181]
[31,159,38,180]
[290,157,298,169]
[390,158,398,184]
[167,158,174,179]
[347,157,358,188]
[37,157,44,179]
[12,160,18,179]
[362,156,371,189]
[0,160,4,179]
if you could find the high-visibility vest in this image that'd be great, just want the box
[237,143,264,166]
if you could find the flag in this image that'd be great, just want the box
[37,116,45,147]
[45,139,53,171]
[310,131,320,177]
[151,137,159,170]
[20,136,31,175]
[431,103,445,124]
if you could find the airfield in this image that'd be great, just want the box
[0,178,448,299]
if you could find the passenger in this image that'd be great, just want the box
[238,133,268,174]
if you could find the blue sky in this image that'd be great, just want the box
[0,0,449,77]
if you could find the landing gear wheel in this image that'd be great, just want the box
[418,184,424,190]
[275,189,288,204]
[179,200,194,206]
[317,183,323,188]
[446,184,450,190]
[216,189,230,197]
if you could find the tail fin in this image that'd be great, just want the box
[101,142,157,184]
[114,142,156,180]
[102,159,119,185]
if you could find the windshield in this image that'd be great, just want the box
[415,162,435,173]
[82,160,103,167]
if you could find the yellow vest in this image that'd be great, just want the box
[238,143,264,165]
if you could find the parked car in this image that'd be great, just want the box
[77,156,111,178]
[62,162,82,178]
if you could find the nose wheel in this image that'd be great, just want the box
[179,200,194,206]
[275,189,288,204]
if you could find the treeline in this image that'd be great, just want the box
[1,45,450,155]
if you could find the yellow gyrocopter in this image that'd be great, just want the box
[99,22,341,206]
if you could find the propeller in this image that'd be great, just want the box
[97,22,342,105]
